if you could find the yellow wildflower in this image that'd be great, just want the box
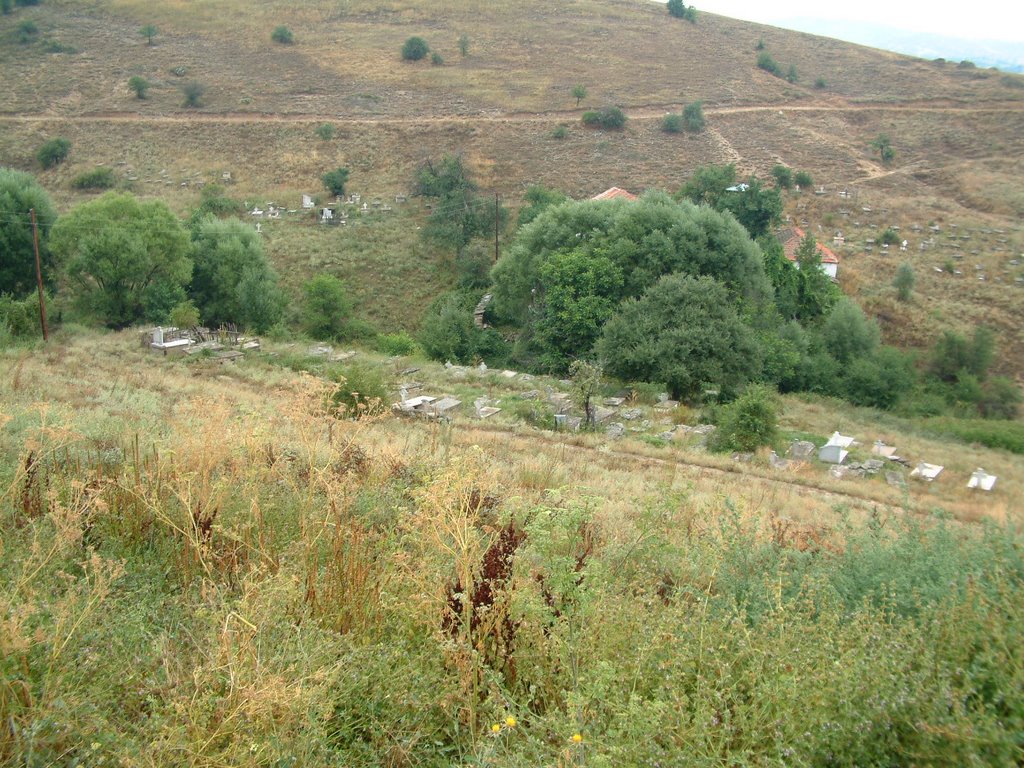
[505,716,517,728]
[572,733,583,744]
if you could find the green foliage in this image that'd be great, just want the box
[189,217,285,333]
[661,112,682,133]
[534,250,623,372]
[0,291,44,339]
[51,192,192,328]
[793,170,813,188]
[329,363,388,417]
[321,167,350,197]
[493,191,772,328]
[301,273,352,340]
[189,184,242,222]
[755,37,765,50]
[678,162,736,207]
[16,19,38,43]
[271,25,293,44]
[871,134,895,164]
[0,168,58,297]
[128,75,150,99]
[418,292,505,365]
[376,331,420,356]
[415,155,505,253]
[550,124,568,139]
[315,123,336,140]
[454,242,492,289]
[679,165,782,238]
[37,136,70,169]
[706,384,778,452]
[666,0,686,17]
[929,326,994,383]
[581,105,626,130]
[0,0,11,15]
[516,185,567,228]
[842,345,918,409]
[597,274,761,400]
[786,63,798,83]
[880,226,900,245]
[681,100,705,132]
[894,261,915,301]
[168,299,200,328]
[814,76,827,89]
[70,167,116,190]
[401,36,429,61]
[139,24,157,45]
[757,51,781,76]
[978,376,1022,420]
[430,51,443,66]
[771,164,793,189]
[181,81,205,107]
[822,297,880,365]
[569,359,603,426]
[458,33,469,56]
[919,416,1024,453]
[571,84,587,107]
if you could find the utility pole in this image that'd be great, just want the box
[30,208,49,342]
[494,192,499,264]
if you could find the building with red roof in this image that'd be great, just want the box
[591,187,638,202]
[778,226,839,280]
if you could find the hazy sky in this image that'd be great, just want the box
[693,0,1024,43]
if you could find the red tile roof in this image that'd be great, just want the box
[778,226,839,264]
[591,187,638,201]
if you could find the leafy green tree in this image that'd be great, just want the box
[139,24,157,45]
[978,377,1022,420]
[0,168,58,297]
[707,384,779,452]
[894,262,915,301]
[682,100,705,132]
[189,217,285,332]
[871,134,895,164]
[569,359,603,427]
[50,192,192,328]
[717,178,783,239]
[181,81,205,108]
[678,163,736,208]
[880,227,900,246]
[517,185,567,228]
[322,167,350,198]
[596,274,761,400]
[571,84,587,107]
[418,293,480,364]
[301,274,351,340]
[582,106,626,130]
[189,184,242,224]
[794,170,813,188]
[169,300,200,329]
[128,75,150,99]
[534,250,623,372]
[929,326,994,383]
[791,233,840,320]
[271,26,293,44]
[401,36,429,61]
[666,0,686,17]
[843,346,917,409]
[492,191,772,325]
[37,137,70,169]
[458,33,469,56]
[771,164,793,190]
[415,155,506,253]
[821,297,880,365]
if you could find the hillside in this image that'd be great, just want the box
[1,0,1023,371]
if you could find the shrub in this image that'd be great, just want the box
[707,384,779,452]
[786,64,798,83]
[919,417,1024,454]
[455,243,492,289]
[37,137,70,169]
[0,292,44,338]
[551,125,568,139]
[757,52,781,76]
[376,331,420,356]
[401,36,429,61]
[894,262,915,301]
[1,0,11,15]
[880,227,900,246]
[814,76,827,89]
[168,300,200,328]
[315,123,336,140]
[431,51,443,66]
[666,0,686,18]
[271,26,293,44]
[301,274,351,340]
[181,81,205,107]
[771,164,793,189]
[581,105,626,130]
[661,113,682,133]
[682,100,705,132]
[17,19,38,44]
[794,170,813,188]
[139,24,157,45]
[128,75,150,99]
[328,363,389,419]
[321,167,350,198]
[71,167,116,190]
[978,377,1022,420]
[458,33,469,56]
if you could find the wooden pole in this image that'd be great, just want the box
[30,208,49,342]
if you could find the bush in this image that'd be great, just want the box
[794,170,813,188]
[401,36,429,61]
[0,292,44,339]
[181,81,205,107]
[757,52,781,76]
[315,123,335,140]
[17,19,38,43]
[328,363,389,419]
[321,167,350,198]
[682,100,705,132]
[1,0,12,15]
[301,274,351,340]
[919,417,1024,454]
[814,76,827,89]
[581,105,626,130]
[168,300,200,328]
[455,243,492,289]
[978,376,1022,420]
[431,51,443,66]
[771,164,793,189]
[71,167,116,190]
[376,331,420,357]
[707,384,779,452]
[458,33,469,56]
[37,137,70,169]
[661,113,682,133]
[894,262,915,301]
[550,125,568,139]
[786,64,798,83]
[128,75,150,99]
[880,227,900,246]
[271,26,293,44]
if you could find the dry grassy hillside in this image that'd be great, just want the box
[1,0,1023,369]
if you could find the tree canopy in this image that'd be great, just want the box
[491,191,772,326]
[51,192,191,328]
[596,274,762,400]
[677,164,783,239]
[0,168,58,298]
[189,217,284,332]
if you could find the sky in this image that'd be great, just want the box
[692,0,1024,44]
